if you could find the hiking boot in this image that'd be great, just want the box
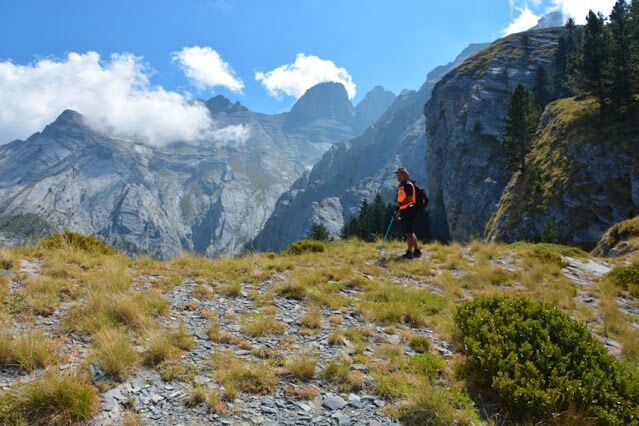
[413,249,422,258]
[401,251,414,260]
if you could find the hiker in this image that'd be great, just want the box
[395,167,422,259]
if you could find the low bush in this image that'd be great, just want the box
[285,239,326,255]
[408,335,431,353]
[606,264,639,297]
[455,296,639,424]
[39,230,115,255]
[0,373,98,425]
[409,353,445,381]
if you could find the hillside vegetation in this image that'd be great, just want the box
[0,232,637,424]
[486,95,639,246]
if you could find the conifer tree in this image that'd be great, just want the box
[554,18,580,98]
[532,66,553,108]
[503,84,539,174]
[309,223,329,241]
[608,0,633,111]
[581,11,610,110]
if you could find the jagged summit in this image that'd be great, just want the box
[50,109,86,128]
[204,95,248,114]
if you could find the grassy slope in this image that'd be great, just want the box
[0,237,637,424]
[486,96,639,246]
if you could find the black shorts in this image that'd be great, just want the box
[399,205,418,234]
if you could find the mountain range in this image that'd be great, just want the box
[0,84,394,258]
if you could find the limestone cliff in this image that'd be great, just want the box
[424,28,562,241]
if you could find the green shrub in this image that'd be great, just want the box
[455,296,639,424]
[0,373,98,425]
[606,264,639,297]
[408,335,431,353]
[608,216,639,246]
[285,239,326,255]
[40,231,115,255]
[409,353,445,380]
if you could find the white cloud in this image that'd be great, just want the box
[551,0,617,23]
[0,51,249,145]
[503,7,541,35]
[255,53,356,100]
[172,46,244,93]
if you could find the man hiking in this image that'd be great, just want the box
[395,167,422,259]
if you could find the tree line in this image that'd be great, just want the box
[503,0,639,173]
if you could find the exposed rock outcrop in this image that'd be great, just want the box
[424,28,562,241]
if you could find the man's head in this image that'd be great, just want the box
[395,167,409,183]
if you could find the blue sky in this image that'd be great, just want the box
[0,0,617,143]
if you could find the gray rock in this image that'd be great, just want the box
[323,394,347,410]
[425,28,563,241]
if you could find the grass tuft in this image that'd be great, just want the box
[0,372,98,425]
[92,328,137,380]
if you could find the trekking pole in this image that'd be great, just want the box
[378,214,396,256]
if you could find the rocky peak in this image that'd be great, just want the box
[284,82,355,130]
[48,109,86,130]
[352,86,396,133]
[204,95,248,114]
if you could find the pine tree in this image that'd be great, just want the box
[581,11,610,110]
[609,0,633,111]
[554,18,580,98]
[309,223,329,241]
[503,84,539,174]
[532,66,553,108]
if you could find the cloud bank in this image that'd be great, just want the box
[503,0,619,36]
[172,46,244,93]
[503,7,541,35]
[0,51,248,145]
[255,53,356,100]
[552,0,617,23]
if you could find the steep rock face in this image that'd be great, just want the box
[485,97,639,247]
[0,83,380,258]
[284,82,394,136]
[424,28,562,241]
[352,86,397,134]
[254,44,488,251]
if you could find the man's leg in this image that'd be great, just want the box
[412,234,420,251]
[409,234,417,251]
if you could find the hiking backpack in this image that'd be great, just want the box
[412,182,429,210]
